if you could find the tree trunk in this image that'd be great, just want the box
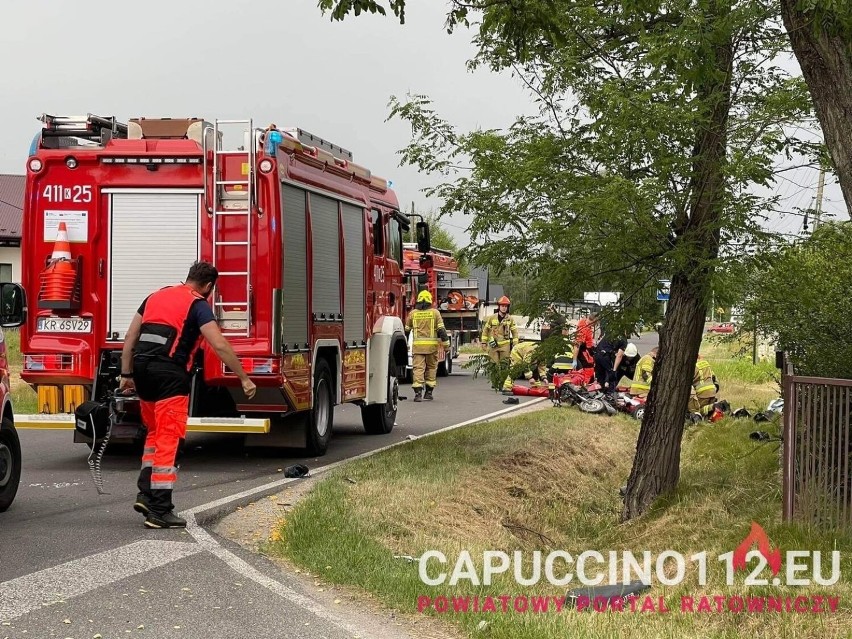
[781,1,852,215]
[621,4,733,521]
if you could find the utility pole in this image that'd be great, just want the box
[813,165,826,231]
[752,311,759,365]
[409,201,415,242]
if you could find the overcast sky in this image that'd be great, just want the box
[1,0,844,244]
[0,0,533,244]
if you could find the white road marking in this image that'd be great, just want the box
[0,541,202,621]
[186,515,368,636]
[1,399,544,632]
[173,397,547,636]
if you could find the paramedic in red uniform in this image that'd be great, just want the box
[118,262,257,529]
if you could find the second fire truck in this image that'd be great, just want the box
[402,243,480,379]
[18,113,430,455]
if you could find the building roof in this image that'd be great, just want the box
[0,174,23,242]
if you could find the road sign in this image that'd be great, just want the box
[657,280,671,302]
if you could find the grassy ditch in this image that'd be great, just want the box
[269,353,852,638]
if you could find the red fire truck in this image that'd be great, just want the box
[402,243,480,378]
[18,114,429,455]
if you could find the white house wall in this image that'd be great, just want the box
[0,246,22,283]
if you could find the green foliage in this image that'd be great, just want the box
[321,1,819,337]
[795,0,852,34]
[410,211,472,277]
[380,3,813,338]
[317,0,825,513]
[462,352,511,390]
[317,0,405,23]
[744,222,852,378]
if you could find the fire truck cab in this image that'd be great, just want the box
[18,113,425,455]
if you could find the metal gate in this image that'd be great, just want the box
[782,355,852,530]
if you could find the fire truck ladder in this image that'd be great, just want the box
[211,119,255,337]
[39,113,128,147]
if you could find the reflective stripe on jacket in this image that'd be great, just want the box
[406,308,447,354]
[481,313,518,346]
[511,341,539,363]
[551,350,575,371]
[693,358,716,396]
[630,354,655,394]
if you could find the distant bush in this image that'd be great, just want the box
[744,222,852,379]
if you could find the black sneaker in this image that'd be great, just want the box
[133,494,151,516]
[144,512,187,529]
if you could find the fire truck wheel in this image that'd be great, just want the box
[361,352,398,435]
[305,360,334,456]
[437,350,453,377]
[0,418,22,512]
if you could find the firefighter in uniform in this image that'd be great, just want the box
[119,262,257,529]
[689,355,718,417]
[481,296,518,363]
[405,290,450,402]
[630,346,658,398]
[502,340,548,394]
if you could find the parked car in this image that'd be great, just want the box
[706,322,736,334]
[0,282,27,512]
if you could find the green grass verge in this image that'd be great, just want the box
[701,337,778,386]
[459,343,484,355]
[5,328,38,414]
[271,403,852,638]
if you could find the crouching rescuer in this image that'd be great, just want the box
[502,340,548,395]
[119,262,257,529]
[406,290,450,402]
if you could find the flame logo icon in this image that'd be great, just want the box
[733,522,782,575]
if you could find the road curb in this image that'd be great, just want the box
[187,396,549,528]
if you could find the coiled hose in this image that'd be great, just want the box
[86,400,115,495]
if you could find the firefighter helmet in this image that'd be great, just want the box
[417,290,433,304]
[498,295,511,305]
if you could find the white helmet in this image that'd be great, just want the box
[624,343,639,358]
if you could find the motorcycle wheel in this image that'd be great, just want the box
[579,399,606,414]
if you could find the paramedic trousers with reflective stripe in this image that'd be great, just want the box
[412,352,438,389]
[137,395,188,516]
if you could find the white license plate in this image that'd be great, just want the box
[37,317,92,333]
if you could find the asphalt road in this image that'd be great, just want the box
[0,361,544,638]
[0,335,660,638]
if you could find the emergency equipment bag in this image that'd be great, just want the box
[75,401,111,439]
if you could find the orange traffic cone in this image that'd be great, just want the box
[50,222,73,267]
[39,222,77,304]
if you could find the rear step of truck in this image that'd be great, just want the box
[15,413,270,434]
